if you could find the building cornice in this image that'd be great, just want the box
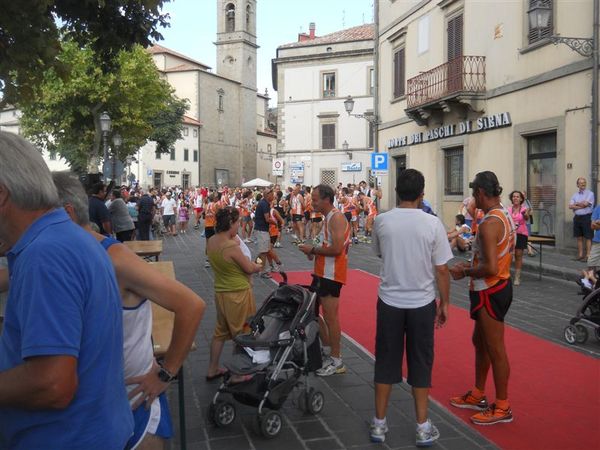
[273,48,374,66]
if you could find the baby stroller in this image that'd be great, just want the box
[208,273,324,439]
[564,277,600,345]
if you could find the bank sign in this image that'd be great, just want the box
[387,112,512,149]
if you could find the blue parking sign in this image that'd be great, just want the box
[371,152,388,172]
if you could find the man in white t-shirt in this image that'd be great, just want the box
[369,168,452,447]
[160,191,178,236]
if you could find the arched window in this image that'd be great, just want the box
[246,4,251,30]
[226,3,235,32]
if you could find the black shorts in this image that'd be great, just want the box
[374,298,436,387]
[304,211,310,221]
[163,215,175,227]
[270,235,278,245]
[469,279,513,322]
[574,214,593,239]
[344,212,352,222]
[292,214,304,223]
[515,233,528,250]
[310,275,343,299]
[205,226,215,241]
[311,217,323,223]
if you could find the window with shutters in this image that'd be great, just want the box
[193,150,198,162]
[155,150,161,160]
[527,133,556,235]
[447,14,463,93]
[322,72,336,98]
[444,147,463,196]
[447,14,463,61]
[184,148,189,161]
[393,48,405,98]
[170,149,176,161]
[321,123,336,149]
[528,0,553,44]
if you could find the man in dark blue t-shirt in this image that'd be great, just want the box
[254,189,274,277]
[88,182,113,235]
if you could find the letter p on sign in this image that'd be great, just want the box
[371,152,388,173]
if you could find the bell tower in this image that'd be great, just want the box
[215,0,258,90]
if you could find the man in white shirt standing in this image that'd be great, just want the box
[160,191,178,236]
[369,169,452,447]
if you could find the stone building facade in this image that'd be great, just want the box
[376,0,597,250]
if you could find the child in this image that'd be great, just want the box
[447,214,473,251]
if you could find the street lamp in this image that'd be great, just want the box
[342,140,352,160]
[112,132,122,183]
[99,111,111,170]
[344,95,378,124]
[527,0,599,198]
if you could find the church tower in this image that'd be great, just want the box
[215,0,258,182]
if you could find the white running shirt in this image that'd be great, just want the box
[372,208,453,308]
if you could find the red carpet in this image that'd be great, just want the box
[273,270,600,450]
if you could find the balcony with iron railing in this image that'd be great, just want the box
[405,56,486,125]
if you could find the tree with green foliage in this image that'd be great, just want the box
[0,0,170,107]
[20,39,187,174]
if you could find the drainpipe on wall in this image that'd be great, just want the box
[592,0,599,200]
[373,0,381,209]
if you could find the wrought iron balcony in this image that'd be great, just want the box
[405,56,486,124]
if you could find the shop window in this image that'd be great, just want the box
[527,132,556,235]
[444,147,463,195]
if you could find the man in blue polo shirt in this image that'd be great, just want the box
[0,132,133,449]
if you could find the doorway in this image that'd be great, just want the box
[395,155,407,205]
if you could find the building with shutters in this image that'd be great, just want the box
[376,0,597,250]
[272,23,375,187]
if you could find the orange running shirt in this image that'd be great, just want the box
[470,207,516,291]
[313,208,350,284]
[205,202,217,227]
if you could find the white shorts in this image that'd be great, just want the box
[588,242,600,267]
[256,230,271,253]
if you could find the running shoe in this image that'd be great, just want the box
[470,404,513,425]
[369,420,388,443]
[449,391,489,411]
[316,358,346,376]
[204,259,210,268]
[415,420,440,447]
[274,241,281,248]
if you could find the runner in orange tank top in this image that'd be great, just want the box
[449,171,515,426]
[298,184,350,377]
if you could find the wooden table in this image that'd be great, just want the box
[528,235,556,280]
[147,261,193,450]
[124,240,163,261]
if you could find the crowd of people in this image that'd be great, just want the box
[3,129,587,448]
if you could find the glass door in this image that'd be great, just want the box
[527,133,557,236]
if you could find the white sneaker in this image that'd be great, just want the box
[369,419,388,443]
[415,420,440,447]
[316,358,346,376]
[204,259,210,268]
[274,241,281,248]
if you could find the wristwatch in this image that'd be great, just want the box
[157,362,176,383]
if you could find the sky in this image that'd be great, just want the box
[157,0,374,106]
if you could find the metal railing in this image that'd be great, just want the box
[406,56,486,109]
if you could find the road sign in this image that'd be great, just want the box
[147,169,153,177]
[272,159,284,176]
[371,152,389,172]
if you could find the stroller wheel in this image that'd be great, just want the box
[564,325,578,344]
[306,388,325,415]
[210,401,236,427]
[575,324,588,343]
[258,410,282,439]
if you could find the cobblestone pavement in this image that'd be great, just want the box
[161,226,598,450]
